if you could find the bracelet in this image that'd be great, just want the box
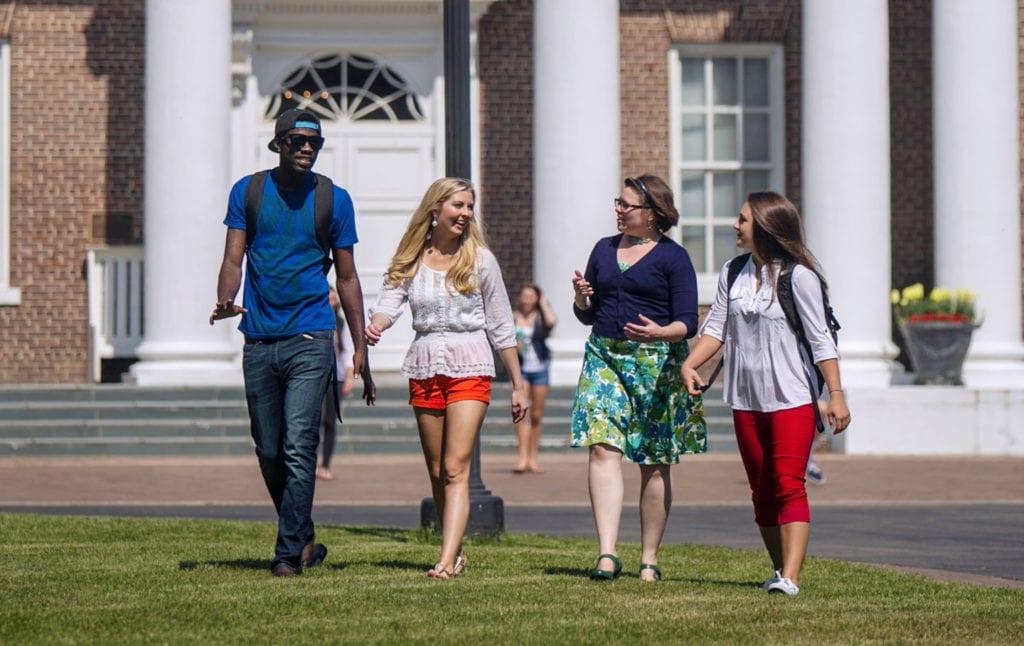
[829,388,844,394]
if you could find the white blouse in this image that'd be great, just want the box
[369,248,517,380]
[700,256,839,412]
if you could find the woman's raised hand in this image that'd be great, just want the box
[623,314,664,343]
[572,270,593,306]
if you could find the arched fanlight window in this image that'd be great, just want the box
[265,54,425,122]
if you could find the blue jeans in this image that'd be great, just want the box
[243,330,335,569]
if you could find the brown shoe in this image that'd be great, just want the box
[302,543,328,569]
[271,563,299,577]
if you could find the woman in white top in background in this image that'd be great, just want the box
[681,191,851,596]
[512,284,557,474]
[366,177,528,580]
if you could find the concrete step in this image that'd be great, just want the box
[0,384,735,456]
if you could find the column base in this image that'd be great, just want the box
[961,340,1024,388]
[128,359,242,386]
[836,339,899,388]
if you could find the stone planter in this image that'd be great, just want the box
[898,321,976,385]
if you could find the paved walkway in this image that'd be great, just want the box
[2,454,1022,588]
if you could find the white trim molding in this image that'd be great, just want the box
[0,40,18,306]
[668,44,785,305]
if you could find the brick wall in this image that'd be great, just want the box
[889,1,933,293]
[0,1,144,383]
[889,0,934,364]
[478,0,533,294]
[620,1,802,206]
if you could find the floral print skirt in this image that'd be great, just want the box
[570,335,707,464]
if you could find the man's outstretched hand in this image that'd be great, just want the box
[209,299,247,325]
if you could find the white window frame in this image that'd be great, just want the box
[668,44,785,303]
[0,40,17,305]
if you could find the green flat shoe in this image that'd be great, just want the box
[589,553,622,581]
[639,563,662,582]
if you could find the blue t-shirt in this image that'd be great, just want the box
[223,171,358,339]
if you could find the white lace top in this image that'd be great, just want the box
[700,256,839,412]
[369,248,517,379]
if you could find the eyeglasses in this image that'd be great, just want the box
[613,197,647,212]
[280,134,325,151]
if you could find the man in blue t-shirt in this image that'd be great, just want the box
[210,108,375,577]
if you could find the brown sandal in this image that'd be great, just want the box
[452,552,468,577]
[427,563,454,580]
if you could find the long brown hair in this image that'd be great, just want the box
[746,191,828,291]
[384,177,487,295]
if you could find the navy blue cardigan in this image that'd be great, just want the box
[573,234,699,340]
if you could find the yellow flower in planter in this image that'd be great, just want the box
[902,283,925,302]
[891,283,978,325]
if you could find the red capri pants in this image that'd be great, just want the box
[732,404,816,527]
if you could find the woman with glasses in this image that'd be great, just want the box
[366,177,528,581]
[570,174,706,582]
[681,192,851,596]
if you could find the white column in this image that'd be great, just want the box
[933,0,1024,388]
[130,0,238,385]
[802,0,896,387]
[534,0,620,385]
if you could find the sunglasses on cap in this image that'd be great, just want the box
[279,133,325,151]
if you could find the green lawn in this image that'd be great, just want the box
[1,513,1021,644]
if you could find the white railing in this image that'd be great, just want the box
[86,246,144,382]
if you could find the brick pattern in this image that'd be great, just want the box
[478,0,534,294]
[889,0,934,364]
[889,1,933,292]
[620,1,802,207]
[0,1,144,384]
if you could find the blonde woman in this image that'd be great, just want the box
[366,177,528,580]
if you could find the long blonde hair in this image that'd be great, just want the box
[384,177,488,294]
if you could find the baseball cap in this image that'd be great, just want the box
[268,108,322,152]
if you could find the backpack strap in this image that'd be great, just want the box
[243,170,270,249]
[701,253,751,392]
[777,262,841,432]
[313,173,334,275]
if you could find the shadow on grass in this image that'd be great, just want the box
[544,567,589,578]
[335,526,419,544]
[371,559,428,572]
[179,559,351,573]
[676,577,760,589]
[179,559,268,571]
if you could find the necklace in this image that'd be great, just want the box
[626,235,654,246]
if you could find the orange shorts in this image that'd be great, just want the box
[409,375,492,410]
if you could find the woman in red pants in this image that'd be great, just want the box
[682,191,851,596]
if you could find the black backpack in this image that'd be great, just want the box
[705,253,841,432]
[243,170,335,274]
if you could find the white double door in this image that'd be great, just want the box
[256,123,438,371]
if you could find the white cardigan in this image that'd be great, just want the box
[370,248,517,379]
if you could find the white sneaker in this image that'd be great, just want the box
[761,570,781,590]
[766,577,800,596]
